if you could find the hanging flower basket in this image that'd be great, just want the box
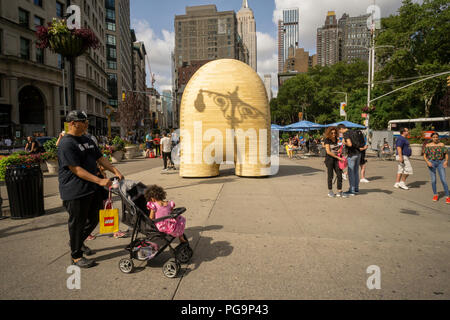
[36,18,100,58]
[362,105,376,114]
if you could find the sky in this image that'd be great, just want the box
[130,0,406,96]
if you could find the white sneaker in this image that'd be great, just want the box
[394,182,400,188]
[399,182,409,190]
[343,173,348,180]
[360,178,370,183]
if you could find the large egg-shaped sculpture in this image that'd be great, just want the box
[179,59,271,178]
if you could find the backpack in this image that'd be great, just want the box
[351,130,366,149]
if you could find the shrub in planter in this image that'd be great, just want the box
[0,154,41,181]
[112,136,125,152]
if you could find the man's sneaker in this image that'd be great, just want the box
[432,195,439,202]
[72,257,95,268]
[394,182,400,189]
[360,178,370,183]
[342,173,348,180]
[344,190,356,197]
[328,191,336,198]
[446,197,450,204]
[399,182,409,190]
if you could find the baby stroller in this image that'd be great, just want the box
[110,179,193,278]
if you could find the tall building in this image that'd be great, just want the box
[277,20,284,73]
[237,0,257,71]
[131,37,148,130]
[282,8,299,65]
[339,13,371,63]
[105,0,132,135]
[0,0,109,138]
[174,5,248,127]
[317,11,341,67]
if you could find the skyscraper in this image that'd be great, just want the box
[277,20,284,73]
[316,11,340,66]
[339,13,371,63]
[282,8,299,65]
[237,0,257,71]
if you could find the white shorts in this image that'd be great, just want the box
[396,155,413,175]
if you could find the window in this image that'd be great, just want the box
[36,47,44,64]
[106,8,115,21]
[20,37,30,60]
[106,22,116,31]
[19,8,29,28]
[107,47,116,59]
[106,35,116,45]
[34,16,44,30]
[34,0,43,7]
[56,1,64,18]
[107,61,117,70]
[105,0,115,9]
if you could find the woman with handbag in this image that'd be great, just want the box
[324,127,348,198]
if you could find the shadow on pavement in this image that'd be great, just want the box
[400,209,420,215]
[358,188,393,195]
[0,221,67,239]
[408,181,428,189]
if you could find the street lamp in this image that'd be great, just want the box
[105,105,114,139]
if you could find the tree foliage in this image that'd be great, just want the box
[117,92,145,135]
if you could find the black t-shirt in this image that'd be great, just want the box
[343,131,360,157]
[324,138,340,160]
[58,134,103,201]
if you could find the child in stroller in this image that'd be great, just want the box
[145,185,188,244]
[114,179,193,278]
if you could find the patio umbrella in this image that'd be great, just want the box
[271,124,284,130]
[284,120,324,131]
[325,121,366,129]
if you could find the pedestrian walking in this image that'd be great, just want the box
[423,133,449,204]
[58,110,124,268]
[394,128,413,190]
[323,127,347,198]
[153,133,161,157]
[160,132,172,172]
[360,134,370,183]
[338,124,361,196]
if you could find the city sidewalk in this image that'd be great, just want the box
[0,155,449,299]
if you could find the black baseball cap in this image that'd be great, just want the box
[66,110,88,122]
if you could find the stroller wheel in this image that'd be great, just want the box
[119,258,134,274]
[163,258,180,278]
[175,243,193,264]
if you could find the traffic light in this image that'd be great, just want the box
[122,92,126,101]
[447,75,450,87]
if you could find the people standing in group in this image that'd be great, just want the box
[58,111,124,268]
[394,128,413,190]
[145,132,153,158]
[338,124,361,196]
[153,133,161,157]
[324,127,347,198]
[359,134,370,183]
[423,133,449,204]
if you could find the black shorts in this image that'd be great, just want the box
[360,150,367,165]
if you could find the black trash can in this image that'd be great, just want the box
[5,163,45,219]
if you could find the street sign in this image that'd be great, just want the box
[340,102,347,117]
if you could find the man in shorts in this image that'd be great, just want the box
[58,110,124,268]
[394,128,413,190]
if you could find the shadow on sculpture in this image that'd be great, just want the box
[194,86,266,129]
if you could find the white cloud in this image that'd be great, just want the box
[273,0,404,54]
[133,19,175,93]
[256,32,278,97]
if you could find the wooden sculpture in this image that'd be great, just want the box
[179,59,271,177]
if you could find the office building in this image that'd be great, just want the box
[237,0,257,71]
[282,8,300,64]
[0,0,109,138]
[339,13,371,63]
[316,11,340,67]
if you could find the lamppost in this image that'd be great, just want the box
[105,105,114,139]
[332,91,348,121]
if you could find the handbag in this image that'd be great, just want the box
[338,145,348,170]
[99,188,119,234]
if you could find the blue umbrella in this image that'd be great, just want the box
[271,124,284,130]
[284,120,324,130]
[325,121,366,129]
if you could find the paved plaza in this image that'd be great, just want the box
[0,153,449,300]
